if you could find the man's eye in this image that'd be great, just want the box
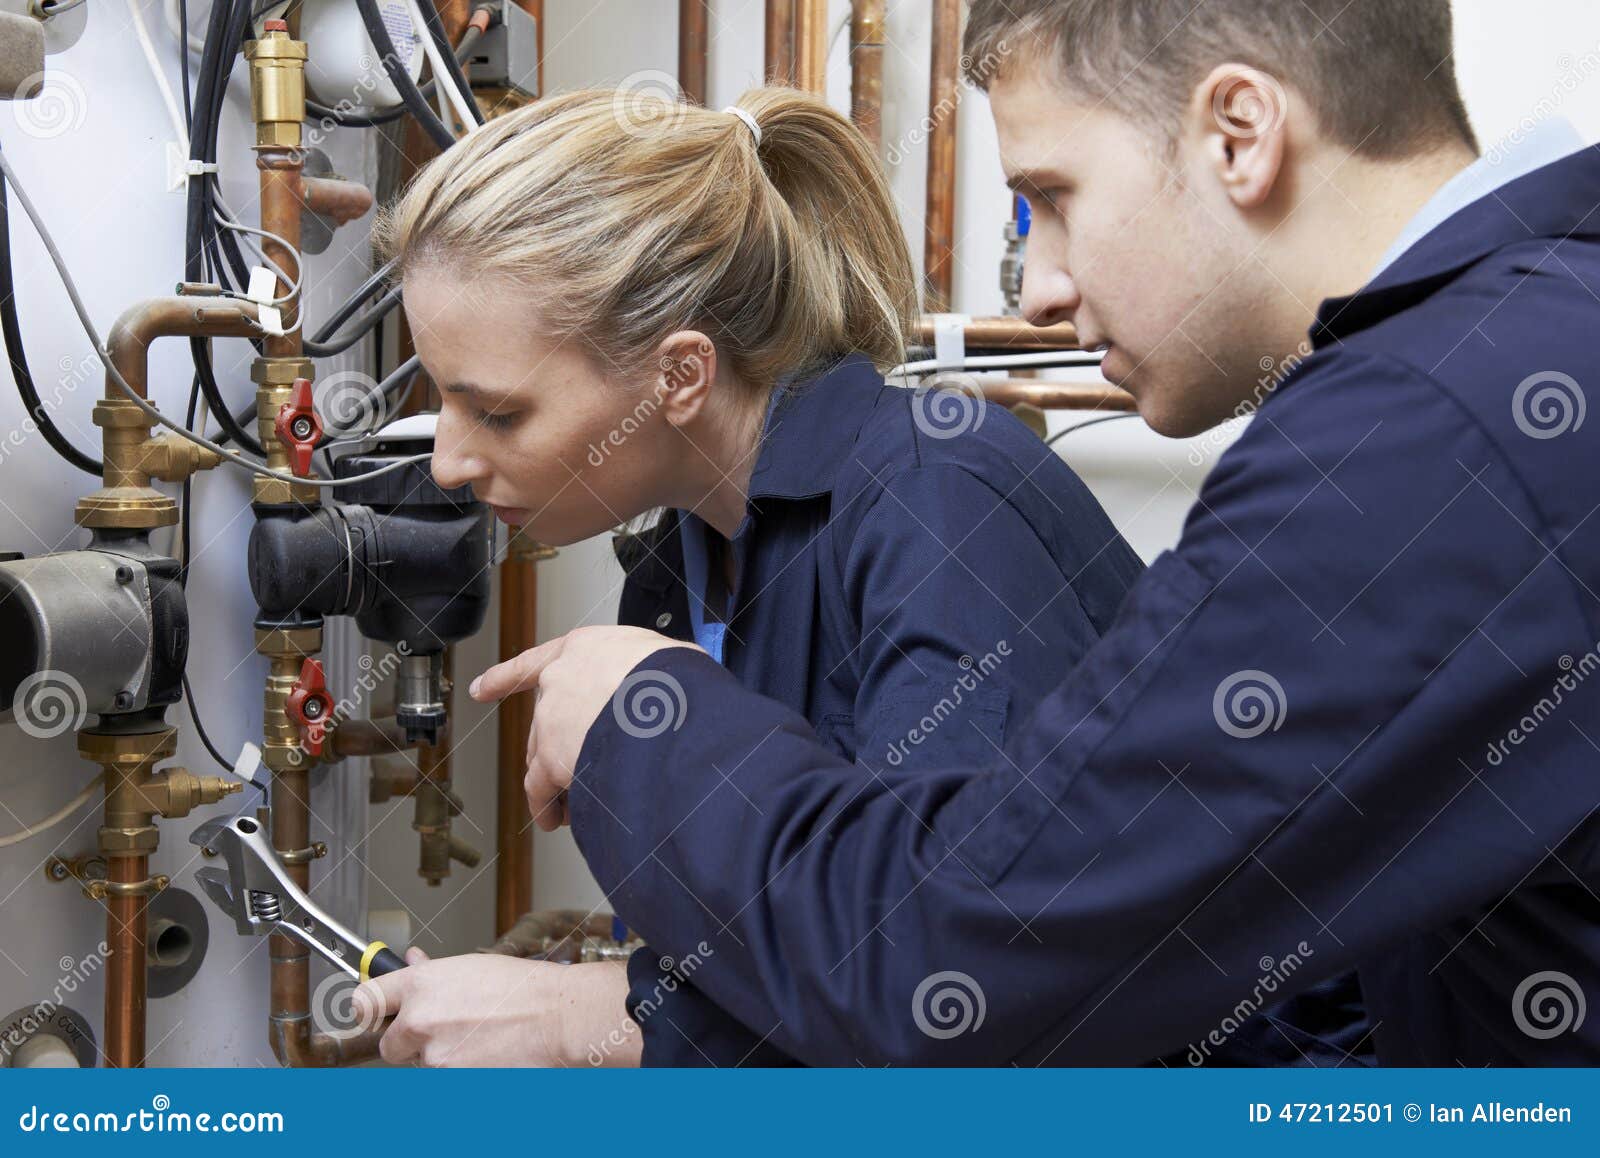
[476,409,519,432]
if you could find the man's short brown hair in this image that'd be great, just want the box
[964,0,1478,158]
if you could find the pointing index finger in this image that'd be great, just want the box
[469,634,568,703]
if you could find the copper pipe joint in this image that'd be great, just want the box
[298,175,374,227]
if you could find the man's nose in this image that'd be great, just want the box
[1020,258,1081,329]
[430,406,489,492]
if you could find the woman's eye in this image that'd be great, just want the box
[476,409,519,432]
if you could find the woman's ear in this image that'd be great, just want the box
[655,331,719,428]
[1188,64,1289,211]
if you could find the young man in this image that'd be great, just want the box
[463,0,1600,1065]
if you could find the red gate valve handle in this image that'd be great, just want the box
[274,378,323,477]
[285,657,333,757]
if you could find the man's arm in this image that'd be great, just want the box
[563,353,1600,1063]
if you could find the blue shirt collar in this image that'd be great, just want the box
[1370,117,1588,281]
[1314,126,1600,348]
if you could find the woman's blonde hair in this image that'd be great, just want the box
[373,86,917,390]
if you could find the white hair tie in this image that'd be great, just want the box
[723,105,762,147]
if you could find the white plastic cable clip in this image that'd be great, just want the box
[165,143,219,192]
[931,313,971,371]
[246,266,278,305]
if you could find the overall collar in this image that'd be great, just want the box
[1312,141,1600,348]
[746,354,886,502]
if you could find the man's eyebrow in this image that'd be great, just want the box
[1005,168,1065,194]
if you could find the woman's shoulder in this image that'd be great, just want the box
[844,378,1091,511]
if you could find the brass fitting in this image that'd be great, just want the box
[251,357,318,506]
[255,625,325,772]
[75,726,240,900]
[244,24,307,149]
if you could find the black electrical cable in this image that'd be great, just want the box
[185,0,265,455]
[354,0,456,151]
[0,168,101,475]
[304,8,489,128]
[1044,412,1142,445]
[303,283,402,359]
[416,1,485,126]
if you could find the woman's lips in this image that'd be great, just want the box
[489,504,530,526]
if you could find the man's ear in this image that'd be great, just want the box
[1189,64,1289,210]
[654,331,718,428]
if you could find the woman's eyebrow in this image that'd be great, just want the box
[441,380,510,402]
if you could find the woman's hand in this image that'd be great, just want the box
[352,950,641,1068]
[469,626,701,830]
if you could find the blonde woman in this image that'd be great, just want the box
[351,86,1157,1066]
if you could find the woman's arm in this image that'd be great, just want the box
[353,951,640,1067]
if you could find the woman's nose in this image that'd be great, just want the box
[430,407,489,492]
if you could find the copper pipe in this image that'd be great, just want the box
[765,0,795,85]
[483,910,622,961]
[104,852,147,1068]
[794,0,827,93]
[259,154,304,360]
[105,298,260,401]
[679,0,708,106]
[849,0,885,151]
[329,719,418,759]
[495,544,540,936]
[975,380,1136,412]
[923,0,961,313]
[297,175,374,226]
[914,317,1081,351]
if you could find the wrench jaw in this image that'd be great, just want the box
[187,811,370,980]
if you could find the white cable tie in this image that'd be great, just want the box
[932,313,970,370]
[184,160,219,177]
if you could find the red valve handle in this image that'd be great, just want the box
[274,378,323,478]
[285,657,333,757]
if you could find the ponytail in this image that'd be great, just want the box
[375,85,916,392]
